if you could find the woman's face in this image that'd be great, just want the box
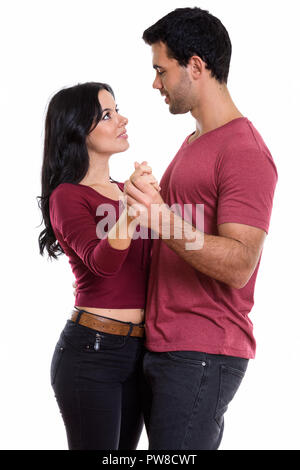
[86,89,129,156]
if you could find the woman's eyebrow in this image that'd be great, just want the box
[102,105,118,112]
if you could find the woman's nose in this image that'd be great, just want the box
[119,114,128,126]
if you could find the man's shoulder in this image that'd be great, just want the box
[221,118,271,158]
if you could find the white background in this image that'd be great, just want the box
[0,0,299,450]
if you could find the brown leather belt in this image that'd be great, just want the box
[70,309,145,338]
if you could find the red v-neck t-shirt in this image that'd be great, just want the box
[144,117,278,358]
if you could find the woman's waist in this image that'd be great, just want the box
[75,305,144,324]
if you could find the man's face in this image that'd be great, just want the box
[151,41,193,114]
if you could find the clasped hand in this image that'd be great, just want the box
[124,161,165,229]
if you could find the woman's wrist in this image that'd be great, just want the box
[106,207,130,248]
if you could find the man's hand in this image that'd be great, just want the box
[124,163,165,230]
[72,280,77,297]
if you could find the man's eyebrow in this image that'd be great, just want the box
[153,64,163,70]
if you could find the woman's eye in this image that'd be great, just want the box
[103,108,119,120]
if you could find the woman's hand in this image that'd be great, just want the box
[129,161,161,192]
[123,161,165,230]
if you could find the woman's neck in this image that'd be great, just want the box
[80,153,111,186]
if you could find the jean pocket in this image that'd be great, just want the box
[62,321,127,353]
[214,364,246,428]
[83,331,127,352]
[165,351,208,367]
[50,340,65,386]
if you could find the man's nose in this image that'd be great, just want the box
[152,74,162,90]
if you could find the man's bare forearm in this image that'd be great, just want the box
[158,206,251,289]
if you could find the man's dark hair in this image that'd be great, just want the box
[142,7,232,84]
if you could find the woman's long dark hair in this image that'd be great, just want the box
[37,81,115,260]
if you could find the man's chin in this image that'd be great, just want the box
[169,106,189,115]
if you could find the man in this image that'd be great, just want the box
[124,7,278,450]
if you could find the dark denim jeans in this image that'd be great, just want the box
[50,319,145,450]
[141,350,249,450]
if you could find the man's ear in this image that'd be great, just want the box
[189,55,205,79]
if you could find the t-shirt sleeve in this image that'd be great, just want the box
[49,187,130,277]
[216,148,278,233]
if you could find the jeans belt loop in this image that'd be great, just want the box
[126,323,134,338]
[74,309,85,325]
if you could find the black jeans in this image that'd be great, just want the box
[141,350,249,450]
[50,319,145,450]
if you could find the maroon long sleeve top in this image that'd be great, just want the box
[49,182,152,309]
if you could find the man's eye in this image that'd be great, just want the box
[157,70,165,76]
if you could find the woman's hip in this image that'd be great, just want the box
[50,319,146,390]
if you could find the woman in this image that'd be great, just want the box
[37,82,158,450]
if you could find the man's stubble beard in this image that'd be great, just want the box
[168,69,193,115]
